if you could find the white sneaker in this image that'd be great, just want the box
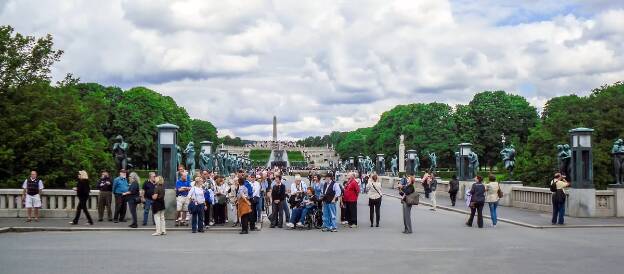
[286,223,294,228]
[296,222,303,226]
[209,222,215,226]
[152,232,161,236]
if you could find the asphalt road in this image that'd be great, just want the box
[1,189,623,274]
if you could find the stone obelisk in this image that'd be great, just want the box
[272,116,277,149]
[399,134,405,173]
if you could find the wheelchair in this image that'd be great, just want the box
[302,206,323,230]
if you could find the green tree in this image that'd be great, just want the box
[0,25,64,91]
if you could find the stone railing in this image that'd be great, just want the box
[0,189,100,218]
[510,186,559,212]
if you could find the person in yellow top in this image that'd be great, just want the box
[485,175,500,227]
[550,173,570,225]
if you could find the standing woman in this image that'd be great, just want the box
[466,176,486,228]
[366,173,383,227]
[448,175,459,207]
[125,172,141,228]
[96,171,113,222]
[187,177,206,233]
[213,176,228,225]
[485,174,500,227]
[70,170,94,225]
[237,177,252,234]
[343,172,360,228]
[151,176,166,236]
[398,176,415,234]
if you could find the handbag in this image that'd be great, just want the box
[238,197,252,216]
[216,194,227,205]
[497,187,504,198]
[405,189,420,206]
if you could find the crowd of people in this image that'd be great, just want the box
[18,167,573,235]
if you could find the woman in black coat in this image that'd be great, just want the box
[466,176,486,228]
[70,170,93,225]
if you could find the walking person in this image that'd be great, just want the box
[112,170,128,223]
[142,172,156,226]
[151,176,167,236]
[321,173,341,232]
[270,175,286,228]
[344,172,360,228]
[237,177,252,234]
[125,172,141,228]
[398,176,416,234]
[429,173,438,211]
[550,173,570,225]
[70,170,94,225]
[187,177,206,233]
[466,176,486,228]
[366,173,382,227]
[96,171,113,222]
[485,175,501,227]
[22,170,44,222]
[448,175,459,207]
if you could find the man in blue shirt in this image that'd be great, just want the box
[175,172,191,226]
[112,170,129,223]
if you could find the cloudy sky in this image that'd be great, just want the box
[2,0,623,140]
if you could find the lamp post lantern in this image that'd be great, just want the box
[157,123,179,188]
[406,149,417,176]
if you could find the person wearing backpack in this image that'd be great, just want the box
[429,172,438,211]
[550,173,569,225]
[366,173,383,227]
[485,174,502,227]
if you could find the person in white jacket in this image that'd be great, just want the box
[365,173,383,227]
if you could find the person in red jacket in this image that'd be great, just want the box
[343,172,360,228]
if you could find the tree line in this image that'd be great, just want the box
[299,84,624,189]
[0,26,238,188]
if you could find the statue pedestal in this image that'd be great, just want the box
[567,188,596,217]
[608,184,624,217]
[499,181,523,207]
[398,144,405,173]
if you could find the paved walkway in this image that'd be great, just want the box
[383,187,624,227]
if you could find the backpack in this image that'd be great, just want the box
[549,179,557,192]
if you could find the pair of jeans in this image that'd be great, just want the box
[97,191,112,221]
[290,207,303,224]
[322,202,337,229]
[402,202,412,233]
[271,201,284,227]
[113,194,126,221]
[73,197,93,224]
[345,201,357,225]
[449,191,458,206]
[127,197,138,226]
[143,199,154,225]
[282,200,290,222]
[300,205,316,224]
[467,201,484,228]
[213,203,226,224]
[240,213,250,232]
[552,200,565,224]
[191,203,205,232]
[369,198,381,226]
[488,201,499,225]
[256,196,263,221]
[154,210,166,234]
[249,200,257,230]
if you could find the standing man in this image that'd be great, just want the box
[321,173,342,232]
[252,174,262,230]
[112,169,129,223]
[270,175,286,228]
[175,171,191,226]
[142,172,156,226]
[96,171,113,222]
[22,170,44,222]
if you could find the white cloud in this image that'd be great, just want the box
[1,0,623,139]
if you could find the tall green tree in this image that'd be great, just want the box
[0,25,64,91]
